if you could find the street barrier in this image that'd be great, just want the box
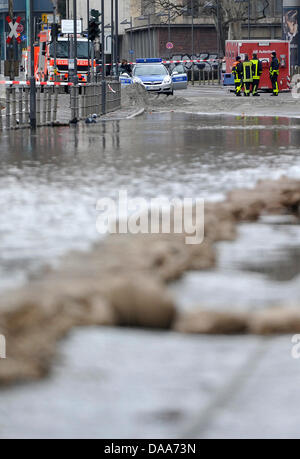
[70,80,121,122]
[3,85,59,129]
[1,79,121,129]
[188,67,221,85]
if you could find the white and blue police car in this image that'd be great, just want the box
[120,58,188,94]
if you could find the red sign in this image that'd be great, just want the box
[166,42,174,50]
[16,23,24,34]
[6,16,22,44]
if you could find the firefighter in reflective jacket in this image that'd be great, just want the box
[243,55,253,97]
[232,56,243,96]
[270,51,280,96]
[251,53,262,96]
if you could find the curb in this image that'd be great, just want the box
[126,107,145,119]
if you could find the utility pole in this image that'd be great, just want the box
[53,1,57,81]
[111,0,114,75]
[115,0,119,74]
[87,0,90,82]
[148,14,151,57]
[101,0,106,114]
[73,0,78,83]
[8,0,15,80]
[216,0,220,57]
[28,0,36,128]
[248,0,251,39]
[191,0,194,85]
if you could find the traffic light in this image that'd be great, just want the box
[51,23,61,41]
[88,19,100,42]
[91,9,100,22]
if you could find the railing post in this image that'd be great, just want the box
[53,86,58,123]
[24,87,30,126]
[42,87,47,125]
[6,87,11,129]
[47,87,52,124]
[12,86,17,128]
[36,86,41,126]
[18,87,23,126]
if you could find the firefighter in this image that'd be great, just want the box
[232,56,243,96]
[242,54,253,97]
[251,53,262,96]
[270,51,280,96]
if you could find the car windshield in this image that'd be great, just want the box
[49,41,89,59]
[133,64,168,77]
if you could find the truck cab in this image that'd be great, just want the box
[48,37,91,83]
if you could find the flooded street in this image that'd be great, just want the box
[1,112,300,292]
[1,112,300,438]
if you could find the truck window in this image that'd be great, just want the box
[49,41,89,59]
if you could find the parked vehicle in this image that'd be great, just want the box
[225,40,290,92]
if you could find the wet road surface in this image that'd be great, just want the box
[1,112,300,438]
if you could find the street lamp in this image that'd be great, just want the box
[72,0,78,84]
[115,0,119,73]
[137,15,151,57]
[121,18,134,61]
[110,0,114,76]
[156,10,171,58]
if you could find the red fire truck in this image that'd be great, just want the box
[225,40,291,92]
[32,30,94,83]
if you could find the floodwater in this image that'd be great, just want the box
[1,112,300,438]
[1,112,300,292]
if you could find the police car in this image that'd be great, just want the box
[120,58,188,94]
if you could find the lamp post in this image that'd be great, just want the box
[101,0,106,114]
[156,10,171,58]
[216,0,220,57]
[137,15,151,57]
[115,0,119,73]
[121,17,133,61]
[111,0,114,75]
[72,0,78,84]
[87,0,90,82]
[248,0,251,39]
[26,0,36,128]
[191,0,194,59]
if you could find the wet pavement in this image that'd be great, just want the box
[1,112,300,438]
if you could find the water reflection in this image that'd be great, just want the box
[0,112,300,292]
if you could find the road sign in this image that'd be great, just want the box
[61,19,82,34]
[16,23,23,34]
[166,42,174,50]
[6,16,22,44]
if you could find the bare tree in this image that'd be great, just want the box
[142,0,270,53]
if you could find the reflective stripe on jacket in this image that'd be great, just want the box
[232,61,243,82]
[243,61,253,83]
[251,59,262,79]
[270,57,279,76]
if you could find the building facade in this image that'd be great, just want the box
[124,0,284,60]
[64,1,285,61]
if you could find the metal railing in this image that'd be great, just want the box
[2,85,59,130]
[188,64,221,86]
[106,80,122,113]
[70,80,121,122]
[2,79,121,129]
